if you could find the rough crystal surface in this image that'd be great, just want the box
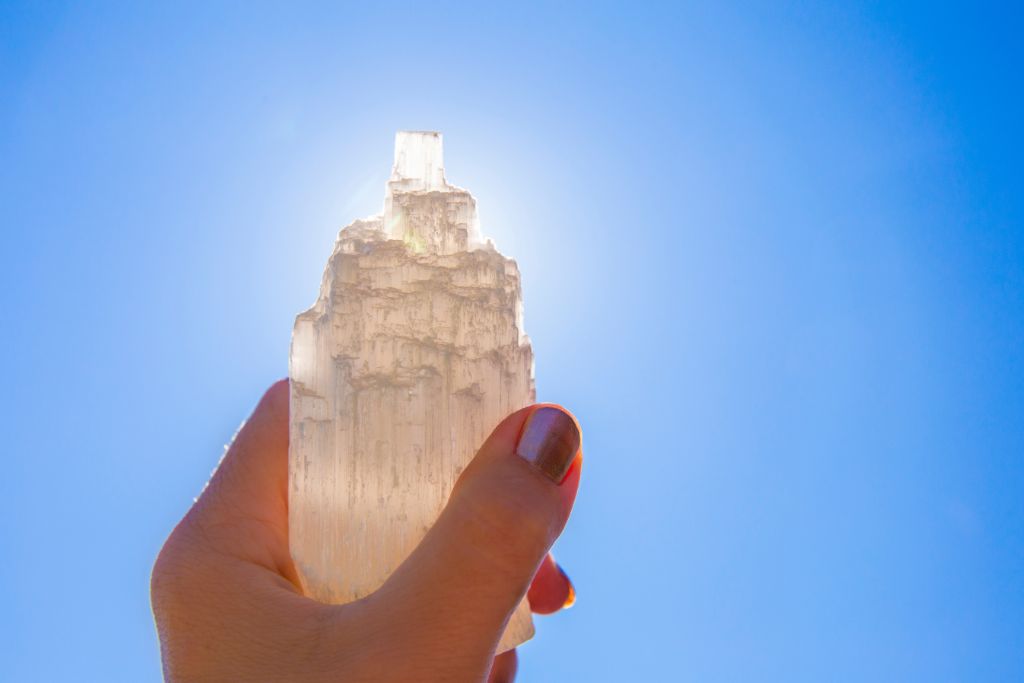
[289,131,536,651]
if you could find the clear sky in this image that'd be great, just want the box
[2,2,1022,680]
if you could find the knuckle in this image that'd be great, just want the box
[150,514,215,611]
[151,532,193,607]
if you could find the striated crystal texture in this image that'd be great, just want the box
[289,131,536,652]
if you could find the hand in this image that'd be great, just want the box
[151,380,583,682]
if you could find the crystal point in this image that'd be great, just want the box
[390,130,447,191]
[289,131,536,652]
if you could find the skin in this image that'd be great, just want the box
[151,380,583,682]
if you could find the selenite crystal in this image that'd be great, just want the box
[289,131,536,652]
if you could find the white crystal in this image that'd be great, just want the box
[289,131,536,652]
[388,130,447,193]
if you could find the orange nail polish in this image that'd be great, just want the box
[558,565,577,609]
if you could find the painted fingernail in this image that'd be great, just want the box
[515,406,581,483]
[558,565,577,609]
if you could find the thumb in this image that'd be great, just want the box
[375,404,583,660]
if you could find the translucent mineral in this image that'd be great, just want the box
[289,131,536,651]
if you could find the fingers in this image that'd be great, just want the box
[180,379,294,577]
[488,650,518,683]
[373,404,583,667]
[528,554,576,615]
[152,381,322,679]
[203,378,290,516]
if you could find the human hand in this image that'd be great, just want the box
[151,380,583,682]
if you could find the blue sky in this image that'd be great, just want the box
[2,2,1022,680]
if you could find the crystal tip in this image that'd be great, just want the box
[392,131,446,190]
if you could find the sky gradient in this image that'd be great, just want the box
[2,2,1023,680]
